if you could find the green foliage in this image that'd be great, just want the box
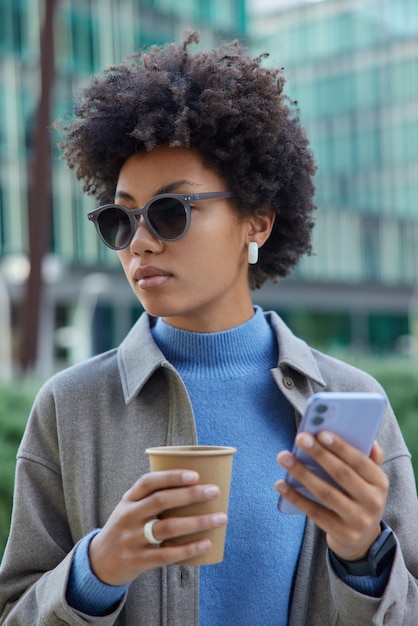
[0,359,417,560]
[0,380,38,560]
[329,352,418,482]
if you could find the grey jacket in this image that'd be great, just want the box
[1,311,417,625]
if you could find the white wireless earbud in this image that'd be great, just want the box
[248,241,259,264]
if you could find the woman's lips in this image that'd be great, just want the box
[134,266,173,289]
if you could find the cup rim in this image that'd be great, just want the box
[146,445,237,456]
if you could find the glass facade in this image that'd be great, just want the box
[248,0,418,352]
[250,0,418,288]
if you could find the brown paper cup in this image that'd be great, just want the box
[146,445,236,565]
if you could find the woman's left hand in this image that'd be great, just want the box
[275,432,389,561]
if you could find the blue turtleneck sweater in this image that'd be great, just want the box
[151,307,306,625]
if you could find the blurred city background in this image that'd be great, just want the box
[0,0,417,378]
[1,0,418,553]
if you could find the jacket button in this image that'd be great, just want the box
[283,376,294,389]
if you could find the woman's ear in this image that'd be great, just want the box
[247,210,275,248]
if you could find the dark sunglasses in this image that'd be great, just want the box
[87,191,234,250]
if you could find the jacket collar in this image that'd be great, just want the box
[118,310,326,404]
[118,312,170,403]
[267,311,326,387]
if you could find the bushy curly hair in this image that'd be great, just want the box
[57,31,316,289]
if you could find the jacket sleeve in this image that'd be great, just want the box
[326,531,418,626]
[328,391,418,625]
[328,437,418,626]
[0,384,125,626]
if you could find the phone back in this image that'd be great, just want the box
[278,391,387,515]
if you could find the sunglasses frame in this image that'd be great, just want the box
[87,191,234,250]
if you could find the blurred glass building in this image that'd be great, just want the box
[0,0,417,373]
[250,0,418,353]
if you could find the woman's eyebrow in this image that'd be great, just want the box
[156,180,197,194]
[114,180,199,203]
[114,190,134,202]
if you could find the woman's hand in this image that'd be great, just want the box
[275,432,389,561]
[89,470,227,586]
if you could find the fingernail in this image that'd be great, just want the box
[319,431,334,446]
[197,539,211,552]
[276,480,288,494]
[203,485,219,498]
[298,433,314,448]
[182,471,199,483]
[211,513,227,526]
[279,451,294,468]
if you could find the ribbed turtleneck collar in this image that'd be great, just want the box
[150,306,278,381]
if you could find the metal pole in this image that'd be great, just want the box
[0,270,13,380]
[19,0,57,372]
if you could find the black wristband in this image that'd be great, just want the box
[329,521,396,577]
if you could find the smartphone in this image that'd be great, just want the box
[278,391,387,515]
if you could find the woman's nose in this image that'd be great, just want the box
[129,215,163,254]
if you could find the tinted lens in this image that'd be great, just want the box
[148,197,187,240]
[98,207,132,249]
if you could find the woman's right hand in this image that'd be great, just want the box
[88,470,227,586]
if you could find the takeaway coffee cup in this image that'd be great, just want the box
[146,445,236,565]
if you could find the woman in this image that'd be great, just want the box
[1,32,417,625]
